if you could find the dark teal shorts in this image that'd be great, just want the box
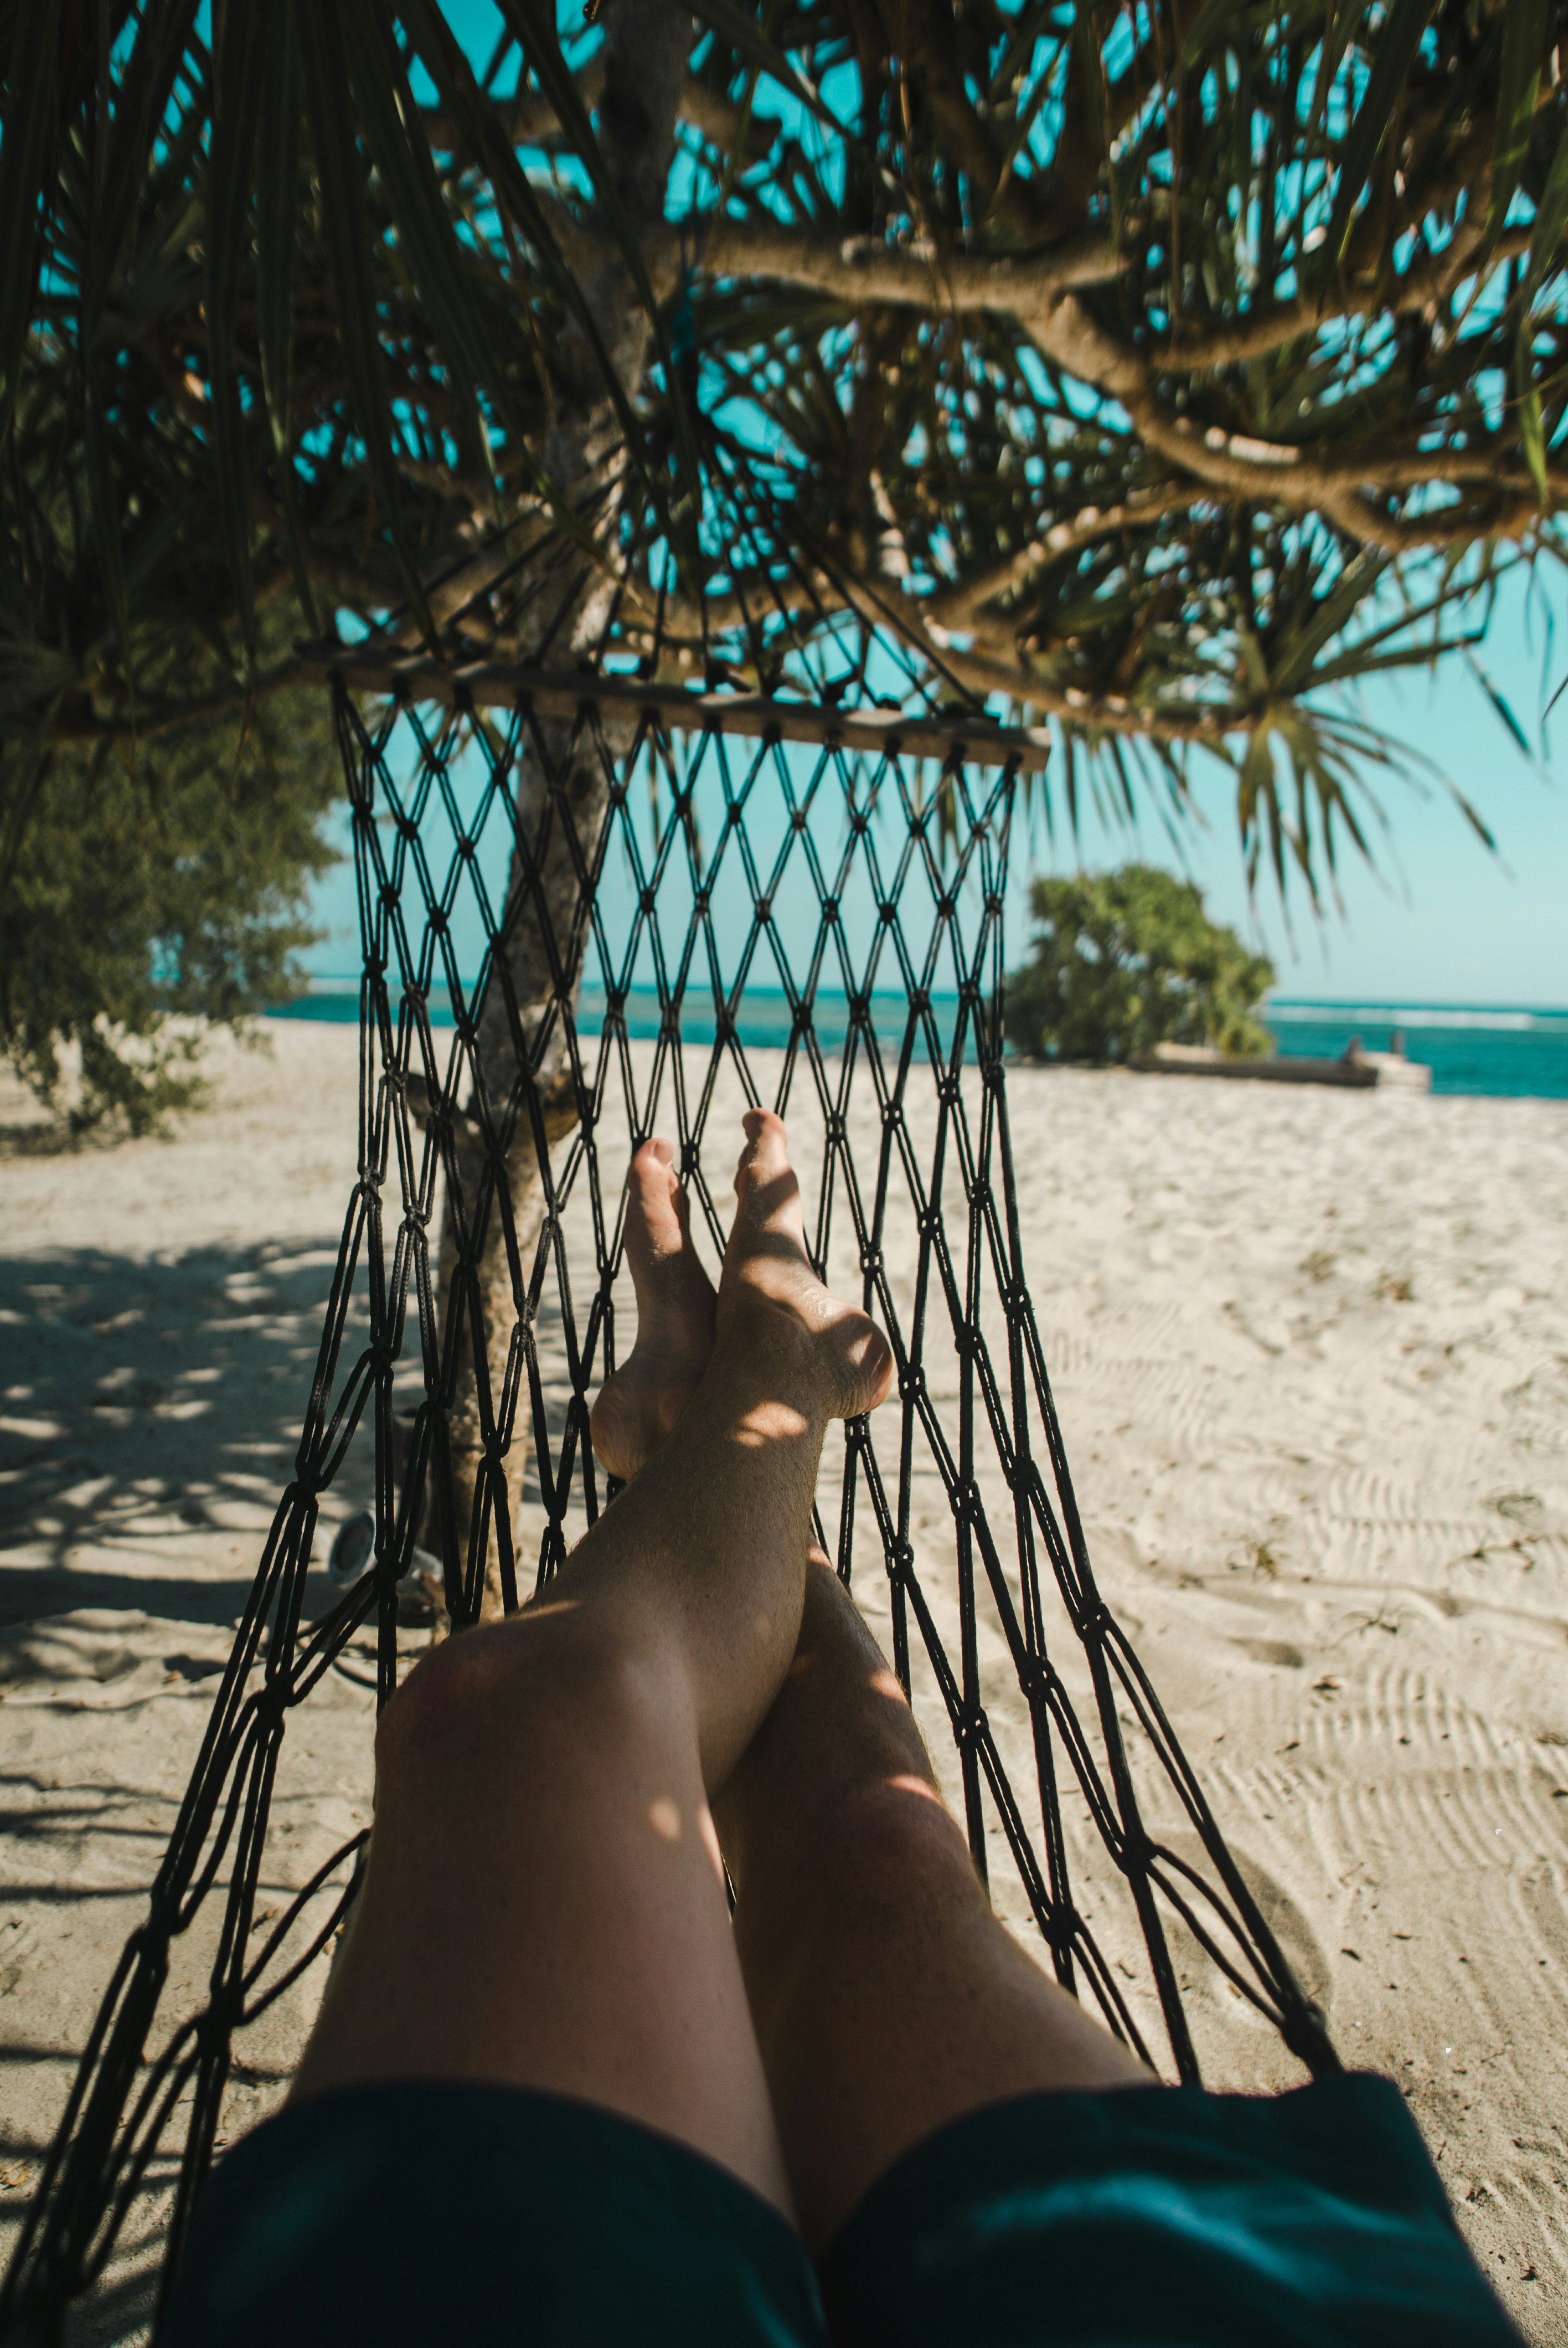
[158,2072,1522,2346]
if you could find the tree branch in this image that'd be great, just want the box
[47,658,311,746]
[420,65,765,166]
[925,483,1203,624]
[809,554,1239,745]
[1150,230,1538,371]
[681,217,1126,308]
[421,58,605,151]
[906,625,1236,745]
[679,207,1560,554]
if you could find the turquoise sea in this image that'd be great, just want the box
[1261,1003,1568,1100]
[271,985,1568,1100]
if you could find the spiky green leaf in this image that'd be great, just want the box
[206,0,271,658]
[1524,114,1568,299]
[0,0,64,439]
[291,0,432,639]
[1321,0,1433,274]
[687,0,841,130]
[1486,0,1548,253]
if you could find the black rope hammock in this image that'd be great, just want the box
[0,643,1337,2345]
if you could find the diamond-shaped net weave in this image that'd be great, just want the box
[1,669,1335,2341]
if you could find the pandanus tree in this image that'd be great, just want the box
[3,0,1566,1594]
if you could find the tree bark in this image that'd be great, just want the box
[431,4,693,1623]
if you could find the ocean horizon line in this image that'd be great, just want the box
[271,981,1568,1099]
[286,975,1568,1032]
[1263,1002,1568,1031]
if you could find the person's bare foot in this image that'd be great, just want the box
[590,1139,717,1481]
[717,1110,894,1422]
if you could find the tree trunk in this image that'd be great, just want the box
[432,3,691,1621]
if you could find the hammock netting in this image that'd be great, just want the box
[1,647,1336,2344]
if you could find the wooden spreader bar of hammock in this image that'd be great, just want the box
[299,643,1056,771]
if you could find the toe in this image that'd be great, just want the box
[738,1108,788,1181]
[628,1137,687,1257]
[633,1136,675,1180]
[735,1111,795,1217]
[730,1112,811,1271]
[858,1326,896,1415]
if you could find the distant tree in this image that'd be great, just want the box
[1005,866,1275,1065]
[0,605,336,1135]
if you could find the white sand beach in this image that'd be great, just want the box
[2,1016,1566,2342]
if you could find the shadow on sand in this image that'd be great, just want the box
[0,1239,375,1631]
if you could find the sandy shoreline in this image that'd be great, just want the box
[2,1017,1566,2341]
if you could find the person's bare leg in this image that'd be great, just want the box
[292,1111,893,2217]
[713,1556,1153,2251]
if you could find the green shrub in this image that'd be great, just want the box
[1004,866,1275,1065]
[0,617,337,1137]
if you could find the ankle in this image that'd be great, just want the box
[705,1304,834,1413]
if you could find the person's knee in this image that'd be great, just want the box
[780,1771,980,1931]
[374,1605,685,1792]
